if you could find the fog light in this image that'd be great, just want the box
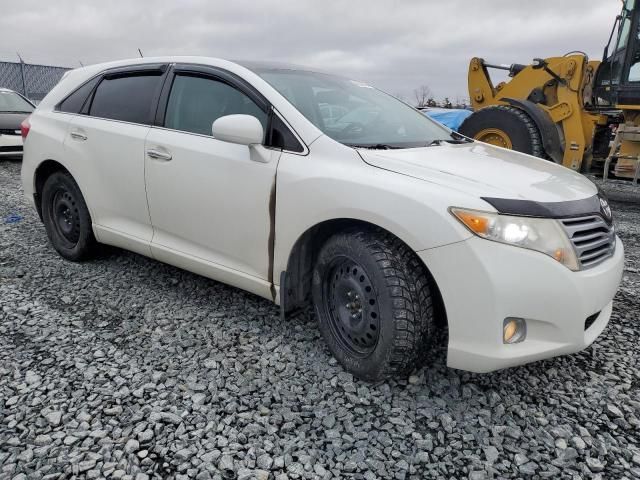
[503,318,526,344]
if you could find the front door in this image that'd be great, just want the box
[144,69,280,297]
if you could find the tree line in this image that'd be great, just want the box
[395,85,470,109]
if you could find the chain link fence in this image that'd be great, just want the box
[0,61,71,102]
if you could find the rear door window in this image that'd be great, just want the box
[89,74,163,124]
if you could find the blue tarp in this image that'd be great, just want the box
[422,108,472,132]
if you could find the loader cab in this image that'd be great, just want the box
[595,0,640,106]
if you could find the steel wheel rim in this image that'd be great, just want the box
[474,128,513,149]
[51,188,80,246]
[323,256,381,358]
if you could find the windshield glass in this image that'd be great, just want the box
[616,0,635,52]
[0,91,34,113]
[253,68,456,148]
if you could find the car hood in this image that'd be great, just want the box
[0,112,29,131]
[357,141,597,203]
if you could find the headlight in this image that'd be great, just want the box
[450,207,579,271]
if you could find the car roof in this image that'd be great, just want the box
[40,56,332,145]
[78,56,334,78]
[234,60,329,75]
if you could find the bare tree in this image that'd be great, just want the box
[413,85,433,108]
[452,95,471,109]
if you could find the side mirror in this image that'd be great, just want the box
[212,114,264,146]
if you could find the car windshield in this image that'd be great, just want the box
[253,68,459,149]
[0,91,34,113]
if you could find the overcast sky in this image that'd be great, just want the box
[0,0,621,102]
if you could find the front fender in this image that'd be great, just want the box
[272,137,485,280]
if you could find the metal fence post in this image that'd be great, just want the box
[16,52,27,97]
[1,59,70,102]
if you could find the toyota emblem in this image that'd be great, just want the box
[600,197,612,220]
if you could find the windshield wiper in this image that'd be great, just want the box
[346,143,399,150]
[450,131,473,142]
[0,110,32,114]
[428,134,473,146]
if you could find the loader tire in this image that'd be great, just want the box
[459,105,545,158]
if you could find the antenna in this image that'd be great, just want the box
[138,48,144,58]
[79,60,84,67]
[16,52,24,63]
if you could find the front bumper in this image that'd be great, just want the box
[0,134,23,157]
[418,235,624,373]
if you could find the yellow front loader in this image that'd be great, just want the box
[459,0,640,182]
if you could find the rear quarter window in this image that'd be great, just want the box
[57,77,101,114]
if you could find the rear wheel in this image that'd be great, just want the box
[312,228,436,381]
[41,171,96,261]
[459,105,545,158]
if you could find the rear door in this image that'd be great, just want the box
[64,64,168,255]
[143,65,280,297]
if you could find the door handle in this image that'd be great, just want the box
[146,148,172,161]
[70,131,87,141]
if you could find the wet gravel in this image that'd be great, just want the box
[1,159,639,480]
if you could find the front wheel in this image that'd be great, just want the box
[312,228,436,381]
[41,171,97,261]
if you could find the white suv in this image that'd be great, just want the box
[21,57,624,381]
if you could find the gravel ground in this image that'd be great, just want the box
[1,158,639,480]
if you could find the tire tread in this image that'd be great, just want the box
[41,170,96,261]
[337,227,435,378]
[459,104,545,158]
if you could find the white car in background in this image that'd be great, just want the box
[20,57,623,381]
[0,88,35,158]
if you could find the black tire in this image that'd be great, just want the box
[41,171,96,261]
[459,105,545,158]
[312,228,436,381]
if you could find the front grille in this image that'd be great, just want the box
[585,311,600,331]
[0,129,21,136]
[560,215,615,269]
[0,146,22,153]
